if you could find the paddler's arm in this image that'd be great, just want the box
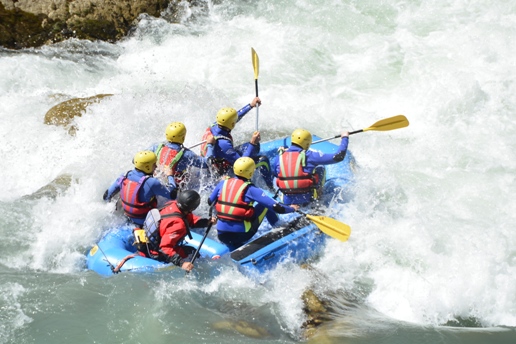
[218,138,241,164]
[103,174,124,201]
[146,175,178,200]
[236,97,261,123]
[190,212,214,228]
[246,186,299,213]
[306,131,349,165]
[163,253,193,272]
[207,180,224,206]
[242,131,261,158]
[146,142,160,152]
[332,131,349,162]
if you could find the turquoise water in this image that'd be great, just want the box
[1,0,515,343]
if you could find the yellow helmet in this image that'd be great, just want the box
[216,107,238,130]
[133,151,157,174]
[165,122,186,144]
[291,128,312,150]
[233,157,255,179]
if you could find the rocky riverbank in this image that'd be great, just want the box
[0,0,199,49]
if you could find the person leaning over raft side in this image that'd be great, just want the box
[208,157,299,249]
[272,129,349,206]
[134,190,216,272]
[147,121,214,191]
[200,97,274,188]
[103,151,178,226]
[156,190,216,272]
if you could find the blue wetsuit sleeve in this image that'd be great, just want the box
[246,186,296,213]
[144,177,177,200]
[147,143,159,153]
[242,142,260,158]
[333,137,349,161]
[271,155,280,177]
[104,174,124,201]
[180,149,208,169]
[236,104,253,123]
[208,181,223,205]
[307,137,349,166]
[218,139,242,164]
[205,144,214,160]
[166,175,176,188]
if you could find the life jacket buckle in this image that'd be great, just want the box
[133,229,149,244]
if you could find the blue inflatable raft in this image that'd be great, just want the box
[86,135,354,276]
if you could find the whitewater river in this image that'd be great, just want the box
[1,1,515,343]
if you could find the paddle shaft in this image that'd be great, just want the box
[186,207,214,274]
[312,115,409,145]
[311,130,361,144]
[186,140,206,149]
[190,222,213,267]
[255,79,259,131]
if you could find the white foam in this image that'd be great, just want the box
[0,0,515,332]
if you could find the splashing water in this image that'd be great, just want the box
[1,1,515,343]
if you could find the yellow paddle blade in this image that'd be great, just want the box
[363,114,409,132]
[251,48,259,79]
[305,214,351,242]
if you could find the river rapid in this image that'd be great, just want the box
[1,1,515,343]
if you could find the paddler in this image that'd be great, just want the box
[272,129,349,206]
[208,157,299,249]
[103,151,177,226]
[147,121,214,191]
[200,97,274,189]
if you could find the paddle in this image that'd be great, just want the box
[297,211,351,242]
[251,47,259,131]
[187,140,206,150]
[186,208,214,274]
[186,223,214,271]
[312,115,409,145]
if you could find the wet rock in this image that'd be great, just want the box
[0,0,195,49]
[43,94,113,135]
[298,264,337,340]
[302,288,334,337]
[303,289,328,314]
[22,173,75,200]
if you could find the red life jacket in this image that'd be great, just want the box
[215,178,254,222]
[276,150,316,194]
[158,201,192,257]
[120,172,158,219]
[155,144,186,184]
[199,126,215,157]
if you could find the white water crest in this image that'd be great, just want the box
[1,0,515,343]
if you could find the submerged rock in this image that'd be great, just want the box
[44,94,113,135]
[211,320,270,339]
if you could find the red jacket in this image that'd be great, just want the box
[158,201,202,257]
